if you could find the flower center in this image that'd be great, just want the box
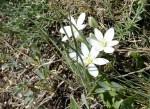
[85,58,93,64]
[100,39,107,47]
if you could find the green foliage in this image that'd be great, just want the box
[130,52,144,68]
[103,0,147,40]
[81,94,90,109]
[95,80,124,109]
[70,95,80,109]
[120,95,138,109]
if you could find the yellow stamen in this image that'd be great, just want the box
[100,39,107,47]
[85,58,92,64]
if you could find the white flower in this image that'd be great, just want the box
[69,43,109,77]
[88,28,119,53]
[60,13,86,42]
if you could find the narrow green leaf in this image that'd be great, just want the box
[111,82,123,90]
[112,99,123,109]
[95,88,107,93]
[120,95,137,109]
[98,81,111,90]
[70,95,80,109]
[81,94,89,109]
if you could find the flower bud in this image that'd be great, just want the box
[88,16,98,28]
[89,33,95,37]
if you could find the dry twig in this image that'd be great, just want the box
[118,65,150,77]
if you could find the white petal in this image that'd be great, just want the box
[69,16,76,26]
[77,54,85,63]
[77,13,86,26]
[88,64,99,77]
[78,24,86,30]
[74,31,80,38]
[104,46,115,53]
[69,51,84,63]
[81,43,89,57]
[93,58,109,65]
[88,37,100,47]
[60,26,72,36]
[94,28,103,40]
[107,40,119,46]
[86,37,92,42]
[95,46,104,52]
[80,55,87,65]
[60,28,65,34]
[62,35,70,42]
[88,38,104,51]
[104,27,114,42]
[89,47,100,59]
[69,52,77,60]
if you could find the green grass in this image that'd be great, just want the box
[0,0,150,109]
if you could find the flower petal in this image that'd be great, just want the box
[88,64,98,77]
[69,15,76,26]
[88,38,104,52]
[81,43,89,57]
[74,31,80,38]
[60,26,72,35]
[88,37,99,47]
[107,40,119,46]
[93,58,109,65]
[96,46,104,52]
[89,47,100,59]
[62,35,70,42]
[69,52,77,60]
[77,13,86,26]
[77,55,85,63]
[104,46,115,53]
[78,24,86,30]
[94,28,103,40]
[69,51,84,63]
[104,27,114,42]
